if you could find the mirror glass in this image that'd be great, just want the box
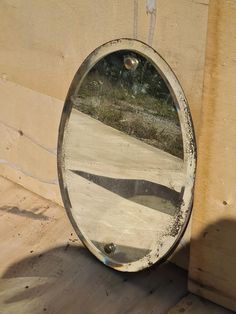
[58,43,195,271]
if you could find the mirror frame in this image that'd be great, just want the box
[57,39,196,272]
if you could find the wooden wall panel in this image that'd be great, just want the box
[189,0,236,311]
[0,79,63,204]
[0,1,209,269]
[0,0,208,202]
[0,0,208,133]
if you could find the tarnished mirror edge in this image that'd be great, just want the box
[57,39,197,272]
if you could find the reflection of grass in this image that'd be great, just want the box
[123,118,157,139]
[77,101,96,116]
[75,74,183,158]
[79,74,179,124]
[155,132,183,158]
[73,97,183,158]
[97,106,124,127]
[125,93,178,123]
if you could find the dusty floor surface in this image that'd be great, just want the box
[0,176,233,314]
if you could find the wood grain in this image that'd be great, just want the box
[168,294,233,314]
[0,79,63,204]
[0,176,188,314]
[0,0,209,135]
[189,0,236,311]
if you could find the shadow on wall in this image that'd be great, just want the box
[188,218,236,312]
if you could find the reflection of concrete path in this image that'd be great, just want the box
[65,109,184,192]
[71,169,180,213]
[66,170,173,257]
[64,110,184,258]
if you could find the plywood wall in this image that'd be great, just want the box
[0,0,209,204]
[189,0,236,311]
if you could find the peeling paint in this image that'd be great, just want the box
[146,0,157,45]
[133,0,138,39]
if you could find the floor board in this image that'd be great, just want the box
[0,176,187,314]
[168,294,234,314]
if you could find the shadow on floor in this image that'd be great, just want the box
[1,244,187,314]
[1,219,236,313]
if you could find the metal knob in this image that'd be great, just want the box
[124,56,139,71]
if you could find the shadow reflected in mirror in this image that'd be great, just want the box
[71,169,181,215]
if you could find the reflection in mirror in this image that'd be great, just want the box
[59,45,194,270]
[73,51,183,158]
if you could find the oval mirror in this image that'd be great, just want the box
[58,39,196,272]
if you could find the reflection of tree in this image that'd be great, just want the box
[91,51,171,101]
[76,51,183,158]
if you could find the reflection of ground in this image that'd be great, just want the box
[64,109,184,262]
[72,95,183,158]
[66,170,174,262]
[66,109,184,191]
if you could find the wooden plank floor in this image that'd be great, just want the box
[0,176,232,314]
[168,294,234,314]
[0,176,188,314]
